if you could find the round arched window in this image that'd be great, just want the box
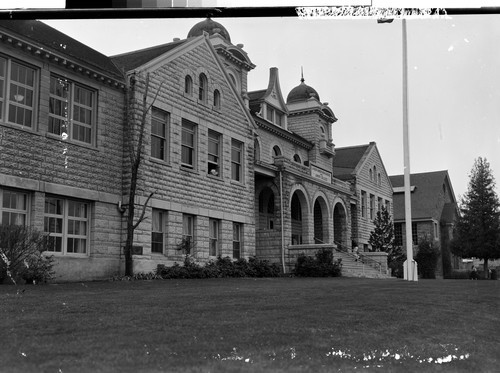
[272,145,282,157]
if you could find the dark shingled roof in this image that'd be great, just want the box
[0,20,124,80]
[389,170,456,222]
[332,144,370,181]
[110,39,188,72]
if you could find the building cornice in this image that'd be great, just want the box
[0,32,126,90]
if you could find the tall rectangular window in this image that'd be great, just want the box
[231,139,243,182]
[0,57,37,128]
[369,194,375,220]
[49,76,95,144]
[0,189,28,226]
[183,214,195,245]
[151,108,169,161]
[181,119,196,169]
[207,130,221,176]
[44,197,89,255]
[232,222,242,259]
[209,218,220,257]
[361,191,367,218]
[151,209,166,254]
[394,223,402,246]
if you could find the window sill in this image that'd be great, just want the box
[0,121,42,136]
[149,157,171,167]
[207,173,223,182]
[43,252,90,258]
[46,132,97,150]
[230,180,246,188]
[180,166,199,175]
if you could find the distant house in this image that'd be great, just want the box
[389,170,460,277]
[332,142,393,252]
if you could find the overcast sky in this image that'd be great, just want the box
[41,14,500,200]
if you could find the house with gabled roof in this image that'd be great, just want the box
[332,142,394,252]
[389,170,460,277]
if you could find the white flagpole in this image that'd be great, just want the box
[402,18,416,281]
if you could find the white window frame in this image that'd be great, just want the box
[231,139,243,182]
[181,119,197,169]
[0,56,37,129]
[209,218,220,257]
[151,209,166,254]
[233,222,242,259]
[151,107,169,161]
[207,130,221,177]
[44,196,90,256]
[182,214,195,245]
[0,188,29,226]
[49,75,96,145]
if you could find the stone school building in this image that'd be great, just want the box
[0,18,393,281]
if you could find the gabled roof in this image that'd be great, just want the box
[248,67,288,115]
[110,39,187,72]
[389,170,457,222]
[332,144,370,181]
[0,20,124,81]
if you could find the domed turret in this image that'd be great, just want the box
[286,76,320,104]
[187,18,231,43]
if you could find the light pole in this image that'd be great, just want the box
[379,18,417,281]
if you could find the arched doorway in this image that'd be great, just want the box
[291,192,303,245]
[258,187,275,230]
[333,202,347,248]
[313,197,329,244]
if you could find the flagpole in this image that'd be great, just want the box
[402,18,416,281]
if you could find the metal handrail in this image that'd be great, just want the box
[332,241,383,272]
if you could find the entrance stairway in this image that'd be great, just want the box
[332,250,392,279]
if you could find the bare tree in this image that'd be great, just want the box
[123,72,161,276]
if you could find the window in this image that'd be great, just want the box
[369,169,373,181]
[213,89,221,108]
[434,222,439,239]
[151,209,166,254]
[378,197,383,213]
[44,197,89,255]
[209,219,220,256]
[361,191,367,218]
[198,73,207,102]
[320,125,326,139]
[208,130,221,176]
[293,154,302,163]
[412,222,418,245]
[184,75,192,95]
[378,173,382,186]
[272,145,281,157]
[369,194,375,219]
[181,119,196,169]
[0,189,28,226]
[49,76,95,144]
[183,214,195,245]
[394,223,402,246]
[151,108,169,161]
[385,200,391,213]
[0,57,36,128]
[233,222,242,259]
[266,105,284,126]
[231,139,243,182]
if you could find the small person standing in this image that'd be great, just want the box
[470,265,478,280]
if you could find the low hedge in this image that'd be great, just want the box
[155,255,281,279]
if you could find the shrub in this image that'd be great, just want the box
[294,248,342,277]
[155,256,281,280]
[0,225,55,284]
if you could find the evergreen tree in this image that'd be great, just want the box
[451,157,500,277]
[368,206,395,252]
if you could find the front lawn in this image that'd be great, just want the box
[1,278,498,372]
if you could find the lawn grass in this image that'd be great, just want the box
[1,277,498,373]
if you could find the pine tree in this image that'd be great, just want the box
[451,157,500,277]
[368,206,395,252]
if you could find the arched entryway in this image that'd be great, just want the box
[258,187,276,230]
[333,202,348,248]
[291,191,305,245]
[313,197,329,244]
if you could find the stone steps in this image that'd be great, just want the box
[333,251,392,279]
